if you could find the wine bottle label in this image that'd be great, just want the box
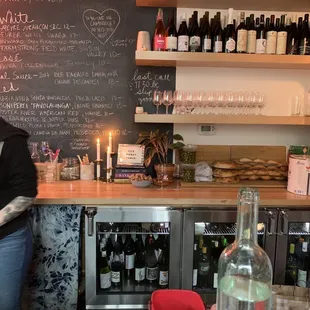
[256,39,266,54]
[247,30,257,54]
[111,271,121,283]
[203,38,211,52]
[302,242,308,252]
[189,36,201,51]
[159,270,169,286]
[125,254,135,270]
[146,266,158,281]
[120,252,124,264]
[178,35,189,52]
[192,269,198,286]
[237,29,247,52]
[198,263,209,275]
[100,272,111,289]
[297,269,307,287]
[166,36,177,51]
[213,273,218,288]
[266,31,277,54]
[154,35,165,50]
[287,39,298,55]
[276,32,288,55]
[214,41,223,53]
[225,38,236,52]
[135,267,146,281]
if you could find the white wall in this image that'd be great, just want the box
[175,8,310,147]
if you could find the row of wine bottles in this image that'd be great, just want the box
[98,233,169,290]
[286,236,310,287]
[153,8,310,55]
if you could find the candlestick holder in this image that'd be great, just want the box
[94,159,104,181]
[104,152,117,183]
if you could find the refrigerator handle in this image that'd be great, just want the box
[267,211,276,235]
[279,210,289,235]
[85,208,97,236]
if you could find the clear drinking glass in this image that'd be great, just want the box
[163,90,173,114]
[30,142,41,163]
[157,164,167,191]
[153,91,163,114]
[216,188,272,310]
[173,164,183,191]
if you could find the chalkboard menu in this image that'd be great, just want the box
[0,0,174,158]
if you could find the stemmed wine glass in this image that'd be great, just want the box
[153,91,163,114]
[157,164,167,191]
[173,164,183,191]
[163,90,173,114]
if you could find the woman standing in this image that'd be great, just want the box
[0,117,37,310]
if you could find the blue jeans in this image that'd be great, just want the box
[0,223,33,310]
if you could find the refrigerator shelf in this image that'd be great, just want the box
[203,227,265,236]
[97,225,170,235]
[289,229,310,236]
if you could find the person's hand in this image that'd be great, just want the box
[210,305,216,310]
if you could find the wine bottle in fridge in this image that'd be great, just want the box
[100,250,111,290]
[146,237,158,284]
[216,188,272,310]
[124,235,135,279]
[111,246,122,288]
[153,8,166,51]
[134,235,146,284]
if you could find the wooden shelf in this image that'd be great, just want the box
[135,114,310,125]
[136,51,310,69]
[136,0,309,12]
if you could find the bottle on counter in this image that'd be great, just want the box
[99,250,111,290]
[124,235,135,279]
[153,8,166,51]
[165,11,177,52]
[216,188,272,310]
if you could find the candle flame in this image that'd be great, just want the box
[97,138,100,144]
[109,132,112,137]
[107,146,110,152]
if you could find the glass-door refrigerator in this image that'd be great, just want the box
[181,209,278,308]
[274,210,310,287]
[85,207,182,310]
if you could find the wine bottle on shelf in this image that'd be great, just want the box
[145,234,155,250]
[165,12,177,52]
[297,241,308,287]
[111,246,122,288]
[201,13,212,53]
[100,250,111,290]
[115,234,124,264]
[107,236,114,266]
[276,18,280,30]
[193,240,199,289]
[134,236,146,284]
[276,15,288,55]
[297,17,303,39]
[124,235,135,279]
[286,16,292,32]
[198,246,210,289]
[285,243,298,285]
[189,11,201,52]
[247,14,257,54]
[145,237,158,284]
[153,8,166,51]
[266,15,277,54]
[255,17,260,29]
[236,12,247,53]
[213,12,223,53]
[256,15,266,54]
[299,14,310,55]
[287,15,299,55]
[212,240,220,289]
[246,17,250,29]
[158,241,169,288]
[177,13,189,52]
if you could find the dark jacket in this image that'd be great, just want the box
[0,118,37,238]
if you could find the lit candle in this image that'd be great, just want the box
[97,164,101,179]
[109,132,113,153]
[96,138,100,161]
[107,146,111,180]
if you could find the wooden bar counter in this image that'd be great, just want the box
[36,181,310,207]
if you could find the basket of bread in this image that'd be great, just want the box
[212,158,288,184]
